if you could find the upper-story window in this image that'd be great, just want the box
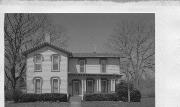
[79,59,85,73]
[100,59,106,73]
[51,55,60,71]
[34,54,42,71]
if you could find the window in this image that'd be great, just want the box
[86,80,94,93]
[52,55,60,71]
[34,78,42,94]
[51,77,60,93]
[101,80,108,93]
[52,79,59,93]
[101,59,106,73]
[34,54,42,71]
[79,59,85,73]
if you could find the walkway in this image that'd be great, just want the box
[69,96,82,107]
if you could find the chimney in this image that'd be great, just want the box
[45,33,51,43]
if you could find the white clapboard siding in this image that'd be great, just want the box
[106,58,120,74]
[85,58,100,73]
[69,58,120,74]
[26,47,68,94]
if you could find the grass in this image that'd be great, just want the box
[5,102,70,107]
[5,97,155,107]
[82,97,155,107]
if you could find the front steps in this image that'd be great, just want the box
[70,96,82,102]
[70,96,82,107]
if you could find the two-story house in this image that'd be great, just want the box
[23,35,123,100]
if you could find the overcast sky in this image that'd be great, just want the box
[48,13,154,53]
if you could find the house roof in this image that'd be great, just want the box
[23,42,123,58]
[68,72,123,77]
[71,52,122,58]
[22,42,72,56]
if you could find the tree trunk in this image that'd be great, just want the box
[128,82,130,102]
[12,84,17,102]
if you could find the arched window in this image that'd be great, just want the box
[51,77,61,93]
[34,54,43,72]
[33,77,43,94]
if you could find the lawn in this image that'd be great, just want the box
[5,102,70,107]
[5,97,155,107]
[82,97,155,107]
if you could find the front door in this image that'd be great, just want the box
[73,81,80,96]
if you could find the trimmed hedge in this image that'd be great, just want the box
[84,82,141,102]
[16,93,67,102]
[84,93,118,101]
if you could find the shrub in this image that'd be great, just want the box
[17,93,67,102]
[5,90,13,101]
[83,93,118,101]
[5,89,23,102]
[13,89,24,102]
[130,89,141,102]
[116,81,141,102]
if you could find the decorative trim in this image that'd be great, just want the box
[22,42,71,56]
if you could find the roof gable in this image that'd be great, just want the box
[23,42,71,56]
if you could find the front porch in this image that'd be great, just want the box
[68,73,122,100]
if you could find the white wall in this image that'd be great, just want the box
[26,46,68,94]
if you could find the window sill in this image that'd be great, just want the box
[34,70,42,72]
[51,70,60,72]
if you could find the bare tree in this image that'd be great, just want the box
[108,20,155,89]
[4,13,68,100]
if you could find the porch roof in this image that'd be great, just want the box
[68,73,123,77]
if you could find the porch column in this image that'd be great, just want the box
[111,79,115,92]
[81,79,84,100]
[98,79,101,92]
[96,79,99,92]
[81,79,84,95]
[84,79,86,93]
